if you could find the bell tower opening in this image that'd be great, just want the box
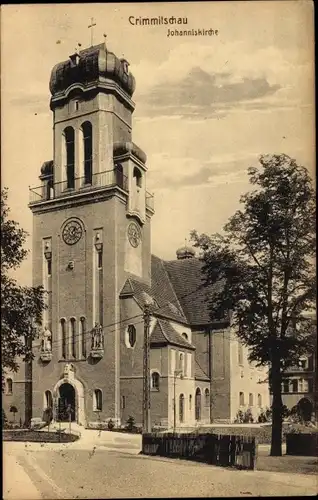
[82,121,93,185]
[63,127,75,189]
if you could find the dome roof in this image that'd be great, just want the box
[49,43,136,98]
[176,246,195,260]
[113,141,147,164]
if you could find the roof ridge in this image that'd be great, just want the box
[157,257,186,317]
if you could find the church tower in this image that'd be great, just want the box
[29,40,154,426]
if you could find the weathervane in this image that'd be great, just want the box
[88,17,96,46]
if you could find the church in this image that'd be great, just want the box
[23,40,270,429]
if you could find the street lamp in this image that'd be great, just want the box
[173,369,183,433]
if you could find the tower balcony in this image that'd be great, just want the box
[29,169,129,205]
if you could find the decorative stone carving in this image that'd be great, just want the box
[90,323,104,358]
[40,327,52,361]
[63,363,75,381]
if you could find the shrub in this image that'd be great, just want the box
[2,409,8,428]
[107,418,114,431]
[126,415,135,432]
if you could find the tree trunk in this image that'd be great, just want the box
[270,358,283,456]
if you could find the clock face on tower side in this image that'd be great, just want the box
[127,222,141,248]
[62,220,83,245]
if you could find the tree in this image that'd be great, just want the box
[191,154,316,456]
[1,188,46,378]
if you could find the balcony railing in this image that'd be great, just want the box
[146,192,155,211]
[29,169,129,204]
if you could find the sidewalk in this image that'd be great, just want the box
[3,452,41,500]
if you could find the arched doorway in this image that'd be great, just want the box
[298,398,313,422]
[58,383,76,422]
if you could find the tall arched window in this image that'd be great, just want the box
[115,163,124,189]
[80,317,86,358]
[151,372,160,390]
[60,318,67,359]
[70,318,76,358]
[239,392,244,406]
[82,121,93,185]
[179,394,185,423]
[189,394,192,411]
[195,388,201,421]
[249,393,254,406]
[45,390,53,409]
[179,353,184,375]
[204,388,210,407]
[125,324,136,348]
[6,378,13,394]
[257,394,262,407]
[133,167,142,188]
[64,127,75,189]
[93,389,103,411]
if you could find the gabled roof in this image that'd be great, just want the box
[150,319,195,350]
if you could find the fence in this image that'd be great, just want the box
[142,432,257,470]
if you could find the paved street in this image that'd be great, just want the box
[3,441,317,499]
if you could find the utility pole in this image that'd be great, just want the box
[143,304,151,433]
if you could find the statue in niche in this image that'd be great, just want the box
[91,323,103,349]
[41,327,52,352]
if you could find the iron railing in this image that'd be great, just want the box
[29,169,129,204]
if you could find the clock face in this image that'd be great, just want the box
[127,222,141,248]
[62,220,83,245]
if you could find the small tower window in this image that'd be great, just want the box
[126,324,136,348]
[75,100,80,111]
[6,378,13,395]
[204,388,210,407]
[93,389,103,411]
[80,317,86,358]
[182,332,188,341]
[70,318,76,358]
[151,372,160,390]
[249,393,254,406]
[60,318,67,359]
[47,258,52,276]
[97,251,103,269]
[133,167,142,188]
[64,127,75,189]
[239,391,244,406]
[115,163,124,189]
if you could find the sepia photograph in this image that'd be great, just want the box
[1,1,316,498]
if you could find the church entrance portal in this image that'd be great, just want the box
[57,383,76,422]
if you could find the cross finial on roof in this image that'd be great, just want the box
[88,17,97,46]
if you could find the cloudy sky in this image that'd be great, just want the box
[1,1,314,285]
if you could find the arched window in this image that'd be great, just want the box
[204,388,210,407]
[179,394,185,423]
[195,388,201,421]
[182,332,188,340]
[133,167,142,188]
[64,127,75,189]
[70,318,76,358]
[82,121,93,185]
[60,318,67,359]
[179,353,184,375]
[258,394,262,407]
[6,378,13,394]
[80,317,86,358]
[239,392,244,406]
[45,390,53,409]
[93,389,102,411]
[126,324,136,348]
[189,394,192,411]
[115,163,124,189]
[151,372,160,390]
[249,393,254,406]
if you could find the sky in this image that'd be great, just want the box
[1,1,315,286]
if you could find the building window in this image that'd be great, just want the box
[195,388,201,421]
[115,163,124,189]
[75,100,80,111]
[151,372,160,390]
[204,388,210,407]
[189,394,192,411]
[47,258,52,276]
[291,380,298,392]
[179,394,185,423]
[282,380,290,393]
[182,332,188,341]
[80,317,86,358]
[6,378,13,395]
[133,167,142,188]
[121,395,126,410]
[238,342,243,366]
[239,392,244,406]
[126,324,136,348]
[170,349,176,375]
[179,353,184,375]
[60,318,67,359]
[45,390,53,409]
[70,318,76,358]
[64,127,75,189]
[97,251,103,269]
[258,394,262,407]
[82,121,93,185]
[187,353,192,378]
[249,393,254,406]
[299,379,309,393]
[93,389,103,411]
